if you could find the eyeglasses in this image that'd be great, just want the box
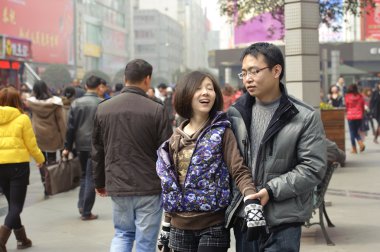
[237,66,271,80]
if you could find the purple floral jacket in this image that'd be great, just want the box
[156,112,232,213]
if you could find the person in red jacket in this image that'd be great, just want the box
[345,84,366,153]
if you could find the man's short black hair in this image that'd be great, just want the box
[157,83,167,89]
[100,79,107,85]
[240,42,285,80]
[63,86,76,99]
[86,75,102,89]
[114,83,123,92]
[124,59,153,84]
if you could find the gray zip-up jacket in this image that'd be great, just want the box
[225,83,327,228]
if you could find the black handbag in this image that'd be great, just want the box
[44,157,81,195]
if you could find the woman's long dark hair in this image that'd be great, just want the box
[346,84,359,95]
[33,80,52,100]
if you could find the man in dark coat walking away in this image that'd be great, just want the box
[92,59,173,252]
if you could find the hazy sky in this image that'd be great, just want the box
[201,0,223,30]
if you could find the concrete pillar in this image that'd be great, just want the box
[322,48,329,98]
[331,50,340,86]
[225,67,232,85]
[284,0,320,108]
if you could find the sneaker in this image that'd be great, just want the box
[81,214,98,221]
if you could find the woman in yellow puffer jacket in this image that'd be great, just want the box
[0,87,45,252]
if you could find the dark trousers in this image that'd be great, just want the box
[233,217,259,252]
[0,163,29,229]
[258,225,301,252]
[348,119,362,147]
[77,151,95,217]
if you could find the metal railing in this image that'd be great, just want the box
[24,62,41,90]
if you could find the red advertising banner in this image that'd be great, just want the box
[0,0,74,64]
[363,0,380,40]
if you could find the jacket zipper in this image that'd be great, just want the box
[242,138,249,164]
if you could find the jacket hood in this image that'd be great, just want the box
[176,111,230,133]
[27,96,63,118]
[0,106,22,125]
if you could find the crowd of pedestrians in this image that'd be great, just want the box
[0,41,378,252]
[323,75,380,153]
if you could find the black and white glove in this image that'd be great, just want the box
[244,198,266,241]
[157,221,170,252]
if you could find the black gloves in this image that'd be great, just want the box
[244,198,266,241]
[157,221,170,252]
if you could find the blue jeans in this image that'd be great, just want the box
[110,195,162,252]
[77,151,95,217]
[347,119,362,147]
[233,221,259,252]
[258,225,301,252]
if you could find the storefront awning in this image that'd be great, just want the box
[326,64,368,75]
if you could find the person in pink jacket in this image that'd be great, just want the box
[345,84,366,153]
[0,87,45,251]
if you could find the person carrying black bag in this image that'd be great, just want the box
[63,75,103,220]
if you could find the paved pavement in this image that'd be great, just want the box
[1,125,380,251]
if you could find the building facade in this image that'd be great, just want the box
[138,0,208,73]
[75,0,132,79]
[134,9,183,84]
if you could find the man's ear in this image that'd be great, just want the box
[144,75,151,90]
[95,85,102,95]
[273,65,282,79]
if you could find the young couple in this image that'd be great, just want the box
[156,42,327,252]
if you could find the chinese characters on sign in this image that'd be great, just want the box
[0,0,74,64]
[1,36,32,60]
[2,6,16,25]
[19,28,59,48]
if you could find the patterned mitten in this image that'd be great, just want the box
[157,221,170,252]
[244,199,266,241]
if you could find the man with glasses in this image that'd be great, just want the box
[225,42,326,252]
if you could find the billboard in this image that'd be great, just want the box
[363,0,380,40]
[233,0,346,45]
[234,12,284,45]
[102,27,126,53]
[0,0,74,64]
